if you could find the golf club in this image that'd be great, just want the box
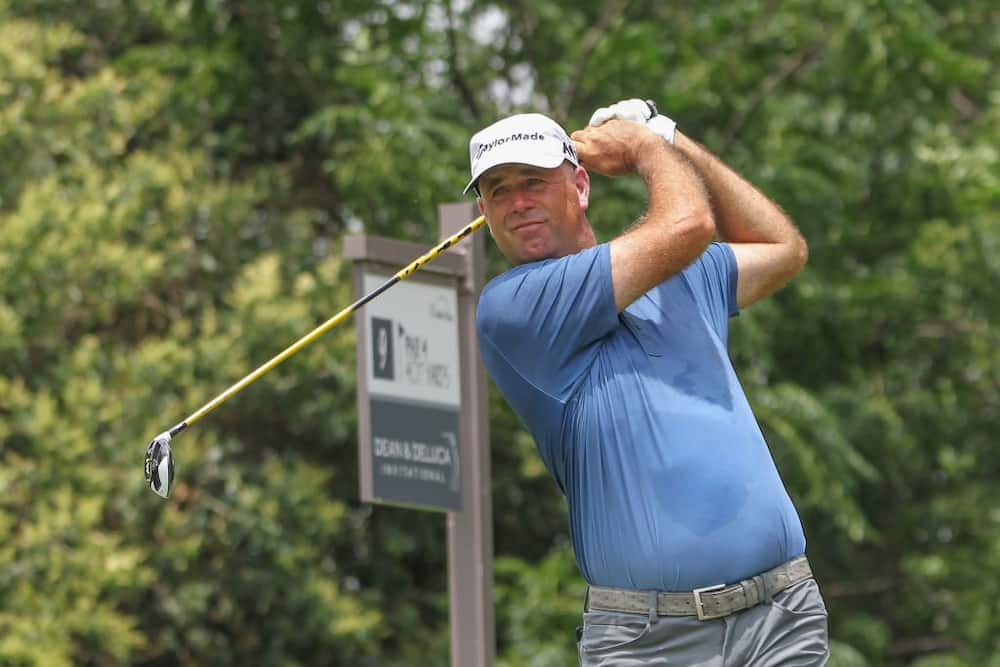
[144,214,488,498]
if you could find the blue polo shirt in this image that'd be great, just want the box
[476,242,806,591]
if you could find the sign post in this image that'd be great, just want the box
[345,202,494,666]
[440,202,494,667]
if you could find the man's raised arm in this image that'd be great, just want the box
[589,99,808,308]
[571,120,715,312]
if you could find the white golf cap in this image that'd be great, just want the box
[464,113,579,194]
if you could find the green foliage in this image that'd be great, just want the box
[1,0,996,665]
[494,543,584,667]
[829,640,871,667]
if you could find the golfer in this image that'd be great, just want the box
[468,100,828,666]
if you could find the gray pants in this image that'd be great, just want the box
[577,579,829,666]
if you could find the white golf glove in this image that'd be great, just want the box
[588,98,677,145]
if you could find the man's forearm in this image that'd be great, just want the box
[671,130,808,306]
[637,140,714,242]
[673,131,803,248]
[607,135,715,311]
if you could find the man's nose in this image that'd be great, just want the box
[510,185,532,211]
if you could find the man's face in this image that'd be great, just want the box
[477,162,590,265]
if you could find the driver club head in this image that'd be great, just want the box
[145,431,175,499]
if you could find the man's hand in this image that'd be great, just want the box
[589,98,677,145]
[588,98,656,125]
[570,120,660,177]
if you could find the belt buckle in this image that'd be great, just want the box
[692,583,727,621]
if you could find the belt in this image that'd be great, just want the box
[587,556,813,621]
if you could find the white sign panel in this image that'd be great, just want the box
[363,272,461,407]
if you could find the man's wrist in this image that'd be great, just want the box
[632,133,674,177]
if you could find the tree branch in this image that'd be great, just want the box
[445,0,481,121]
[890,636,960,659]
[720,45,822,153]
[821,576,896,598]
[556,0,632,120]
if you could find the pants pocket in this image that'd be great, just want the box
[578,610,651,655]
[758,579,830,665]
[769,579,829,618]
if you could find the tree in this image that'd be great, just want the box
[1,1,996,665]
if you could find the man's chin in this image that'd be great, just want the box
[514,247,558,265]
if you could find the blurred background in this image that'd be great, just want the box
[0,1,997,665]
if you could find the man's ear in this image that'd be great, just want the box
[477,197,495,238]
[574,166,590,211]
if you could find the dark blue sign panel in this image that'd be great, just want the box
[369,397,461,511]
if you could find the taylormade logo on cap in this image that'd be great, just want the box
[474,131,546,160]
[464,113,578,194]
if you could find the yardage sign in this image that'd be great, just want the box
[360,271,462,511]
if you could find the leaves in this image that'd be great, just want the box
[1,0,997,664]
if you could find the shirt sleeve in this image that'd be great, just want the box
[476,243,619,402]
[682,242,739,342]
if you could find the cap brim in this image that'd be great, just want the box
[463,146,569,195]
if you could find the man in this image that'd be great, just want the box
[468,100,828,666]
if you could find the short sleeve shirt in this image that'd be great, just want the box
[476,242,806,590]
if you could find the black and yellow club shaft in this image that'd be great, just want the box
[146,215,486,498]
[172,214,486,438]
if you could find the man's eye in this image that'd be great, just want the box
[492,186,510,197]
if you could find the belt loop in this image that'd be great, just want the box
[759,575,773,604]
[584,586,591,612]
[750,575,764,605]
[648,590,658,624]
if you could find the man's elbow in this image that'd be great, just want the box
[687,207,717,255]
[789,230,808,277]
[769,230,808,292]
